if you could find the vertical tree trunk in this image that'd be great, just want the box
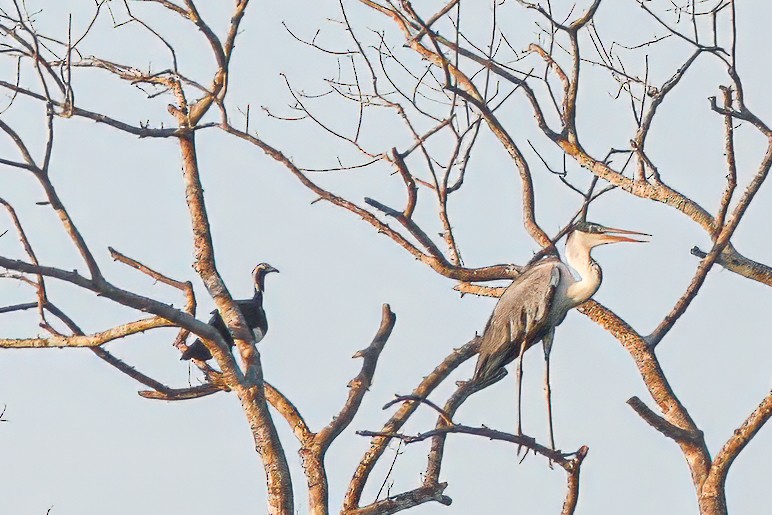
[237,384,296,514]
[698,491,728,515]
[178,133,294,514]
[302,449,330,515]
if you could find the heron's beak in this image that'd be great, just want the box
[603,227,651,244]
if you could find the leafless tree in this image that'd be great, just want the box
[0,1,769,514]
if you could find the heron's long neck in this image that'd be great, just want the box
[253,276,265,296]
[565,242,602,307]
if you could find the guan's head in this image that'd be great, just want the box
[252,263,280,291]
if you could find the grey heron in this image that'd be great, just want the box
[472,222,649,449]
[181,263,279,361]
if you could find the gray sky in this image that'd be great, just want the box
[0,1,770,514]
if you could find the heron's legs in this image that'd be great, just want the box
[543,328,556,456]
[515,335,528,455]
[544,357,556,449]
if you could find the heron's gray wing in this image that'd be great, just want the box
[473,262,562,381]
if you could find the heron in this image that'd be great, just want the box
[181,263,279,361]
[472,221,649,449]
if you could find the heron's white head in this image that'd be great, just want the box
[567,221,650,259]
[252,262,280,292]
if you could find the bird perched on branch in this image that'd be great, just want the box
[181,263,279,361]
[472,222,649,449]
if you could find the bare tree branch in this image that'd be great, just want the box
[0,317,174,348]
[699,389,772,512]
[344,338,479,511]
[317,304,396,449]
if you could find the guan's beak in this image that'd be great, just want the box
[603,227,651,244]
[266,266,280,274]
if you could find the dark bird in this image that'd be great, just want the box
[181,263,279,361]
[472,222,649,448]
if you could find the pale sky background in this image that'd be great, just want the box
[0,1,770,514]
